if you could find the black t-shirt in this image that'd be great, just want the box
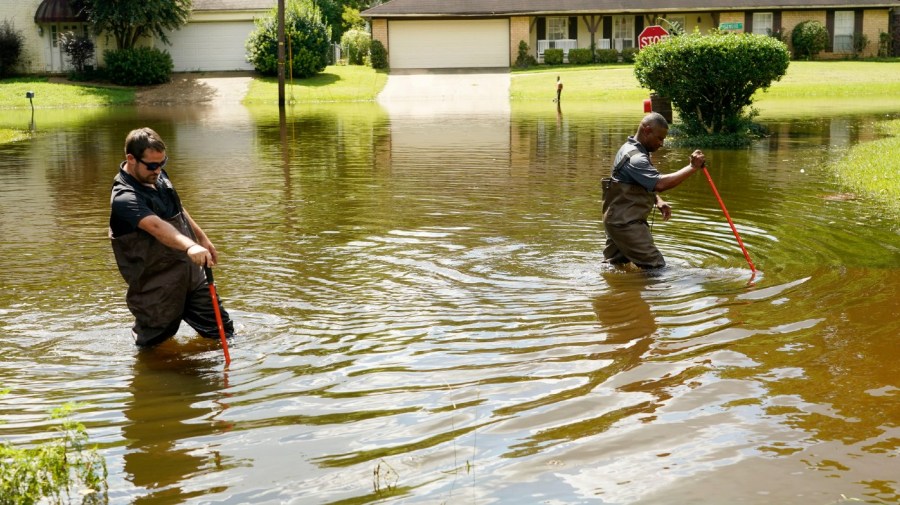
[109,164,182,237]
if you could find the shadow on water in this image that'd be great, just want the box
[0,98,898,504]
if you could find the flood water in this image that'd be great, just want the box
[1,98,898,504]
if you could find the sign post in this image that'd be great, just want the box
[638,25,670,50]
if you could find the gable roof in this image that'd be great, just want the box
[363,0,900,17]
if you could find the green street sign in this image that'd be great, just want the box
[719,22,744,30]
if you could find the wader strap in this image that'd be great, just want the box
[613,148,641,179]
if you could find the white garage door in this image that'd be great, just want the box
[164,21,255,72]
[389,19,509,69]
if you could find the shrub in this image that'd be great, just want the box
[515,40,536,68]
[791,20,828,60]
[0,19,24,78]
[621,47,639,63]
[595,48,619,64]
[246,0,330,78]
[852,32,869,57]
[341,28,370,65]
[634,32,790,136]
[104,47,173,85]
[567,48,593,64]
[369,39,388,69]
[878,31,892,57]
[59,31,95,75]
[543,48,563,65]
[0,403,108,504]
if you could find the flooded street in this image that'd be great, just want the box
[0,100,898,504]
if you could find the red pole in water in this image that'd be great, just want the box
[701,166,756,273]
[204,266,232,365]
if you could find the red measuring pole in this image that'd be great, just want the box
[701,166,756,273]
[204,266,232,365]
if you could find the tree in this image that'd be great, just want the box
[246,0,330,78]
[634,32,790,136]
[0,20,24,78]
[74,0,192,50]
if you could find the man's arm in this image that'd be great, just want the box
[653,150,705,193]
[137,214,214,266]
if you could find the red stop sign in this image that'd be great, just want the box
[638,25,670,49]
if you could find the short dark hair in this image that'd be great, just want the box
[641,112,669,130]
[124,127,166,158]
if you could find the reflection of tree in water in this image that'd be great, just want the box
[124,339,233,502]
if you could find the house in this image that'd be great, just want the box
[361,0,900,69]
[2,0,274,74]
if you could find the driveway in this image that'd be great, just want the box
[377,68,511,114]
[134,71,254,105]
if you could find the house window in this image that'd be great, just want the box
[833,11,854,53]
[613,15,634,50]
[752,12,774,35]
[548,17,568,40]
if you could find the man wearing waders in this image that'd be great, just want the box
[109,127,234,346]
[602,112,706,269]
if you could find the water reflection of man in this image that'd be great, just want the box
[124,342,231,502]
[109,127,234,347]
[602,113,705,269]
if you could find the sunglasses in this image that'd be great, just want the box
[136,155,168,171]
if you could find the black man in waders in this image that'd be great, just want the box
[602,112,706,269]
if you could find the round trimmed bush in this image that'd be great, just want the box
[635,32,790,136]
[104,47,173,85]
[246,3,330,78]
[370,39,388,69]
[791,20,828,60]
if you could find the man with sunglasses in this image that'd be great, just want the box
[109,127,234,346]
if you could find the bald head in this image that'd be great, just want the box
[635,112,669,153]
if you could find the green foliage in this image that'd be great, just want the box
[341,6,366,33]
[104,47,173,85]
[0,403,108,504]
[852,32,869,56]
[657,17,685,37]
[59,32,95,75]
[0,20,24,78]
[595,48,619,64]
[543,48,564,65]
[567,48,593,65]
[621,47,638,63]
[634,32,790,136]
[246,0,330,78]
[515,40,536,68]
[341,29,371,65]
[791,20,828,60]
[73,0,191,50]
[878,31,892,58]
[369,39,388,70]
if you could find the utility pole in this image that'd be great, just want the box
[277,0,286,107]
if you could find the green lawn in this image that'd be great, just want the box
[509,60,900,103]
[243,65,389,104]
[0,77,133,108]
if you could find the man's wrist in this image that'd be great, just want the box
[184,242,198,252]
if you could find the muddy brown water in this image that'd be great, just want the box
[0,101,898,504]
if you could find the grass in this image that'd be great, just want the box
[0,76,133,109]
[831,119,900,217]
[243,65,389,104]
[509,59,900,103]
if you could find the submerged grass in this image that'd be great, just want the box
[830,119,900,218]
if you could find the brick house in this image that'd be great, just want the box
[362,0,900,69]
